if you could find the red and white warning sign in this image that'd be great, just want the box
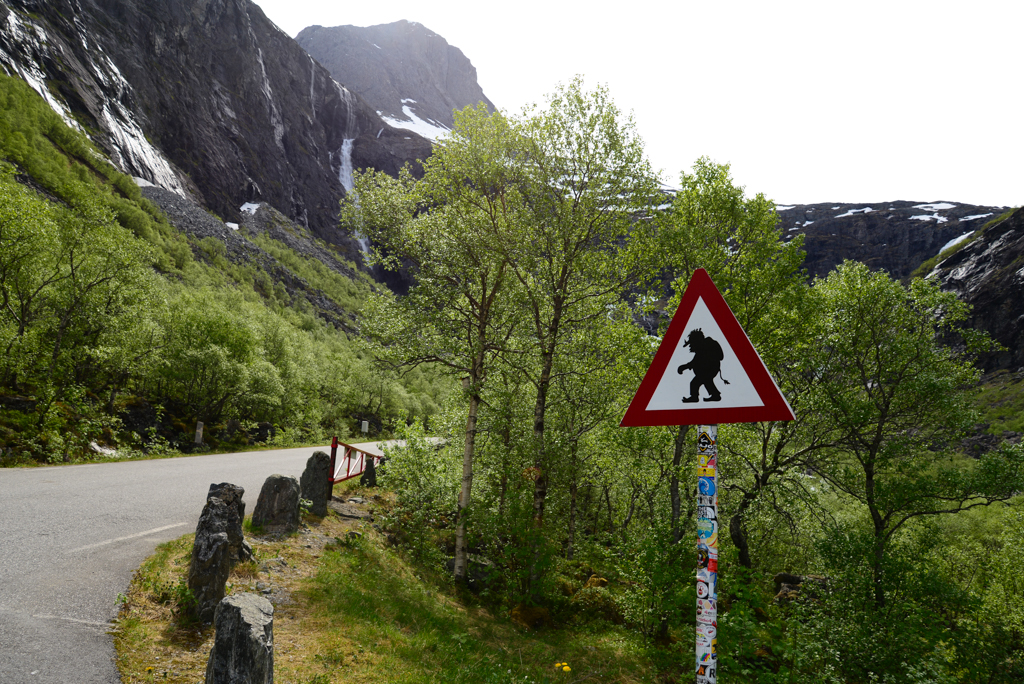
[620,268,794,427]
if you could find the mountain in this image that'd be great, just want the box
[775,200,1009,280]
[0,0,431,249]
[296,20,495,141]
[928,207,1024,373]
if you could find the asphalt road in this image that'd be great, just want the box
[0,445,336,684]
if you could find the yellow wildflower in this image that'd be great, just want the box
[563,665,572,672]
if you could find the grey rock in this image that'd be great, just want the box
[0,0,430,252]
[204,593,274,684]
[299,451,332,517]
[189,483,249,623]
[773,200,1009,280]
[251,475,300,533]
[359,456,377,488]
[328,501,372,520]
[297,20,495,131]
[934,208,1024,372]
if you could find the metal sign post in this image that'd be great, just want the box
[695,424,718,683]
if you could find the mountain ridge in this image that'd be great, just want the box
[296,20,495,141]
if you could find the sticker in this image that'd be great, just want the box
[697,432,714,452]
[697,579,710,599]
[698,505,717,521]
[697,518,717,539]
[698,476,716,496]
[697,622,717,639]
[696,663,717,684]
[697,467,715,476]
[698,545,709,568]
[708,558,718,573]
[698,569,717,598]
[698,494,716,507]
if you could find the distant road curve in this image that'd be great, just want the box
[0,444,347,684]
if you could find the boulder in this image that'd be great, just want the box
[299,451,332,517]
[204,593,274,684]
[251,475,300,533]
[189,483,249,623]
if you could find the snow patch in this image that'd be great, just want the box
[959,213,993,222]
[913,202,957,212]
[380,102,451,142]
[373,43,381,49]
[911,213,949,224]
[835,207,875,218]
[240,203,261,214]
[775,205,795,211]
[225,222,239,231]
[938,231,974,254]
[133,176,156,188]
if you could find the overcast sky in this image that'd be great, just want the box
[252,0,1022,207]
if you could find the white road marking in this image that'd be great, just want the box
[70,523,187,552]
[32,613,111,628]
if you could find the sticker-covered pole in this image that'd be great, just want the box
[695,424,718,683]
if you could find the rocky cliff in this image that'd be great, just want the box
[296,20,495,140]
[775,201,1009,279]
[0,0,431,248]
[929,207,1024,372]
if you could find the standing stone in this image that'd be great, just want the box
[299,451,332,517]
[204,593,274,684]
[359,456,377,488]
[251,475,300,533]
[189,483,250,623]
[207,483,253,562]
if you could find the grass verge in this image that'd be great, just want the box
[113,487,677,684]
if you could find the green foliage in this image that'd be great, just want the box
[0,74,438,461]
[0,74,193,274]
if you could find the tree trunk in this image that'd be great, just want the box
[567,479,578,560]
[729,508,753,570]
[453,387,481,583]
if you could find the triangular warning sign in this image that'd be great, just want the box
[620,269,794,427]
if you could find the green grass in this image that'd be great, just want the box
[305,532,666,683]
[975,370,1024,435]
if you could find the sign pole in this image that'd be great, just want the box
[695,424,718,683]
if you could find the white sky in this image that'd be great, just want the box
[252,0,1022,207]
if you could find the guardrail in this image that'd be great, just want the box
[328,436,383,484]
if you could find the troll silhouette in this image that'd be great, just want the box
[677,328,730,402]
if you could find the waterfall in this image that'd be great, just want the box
[338,138,355,193]
[337,137,370,257]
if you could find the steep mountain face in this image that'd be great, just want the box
[296,20,495,140]
[930,208,1024,373]
[775,201,1008,279]
[0,0,431,246]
